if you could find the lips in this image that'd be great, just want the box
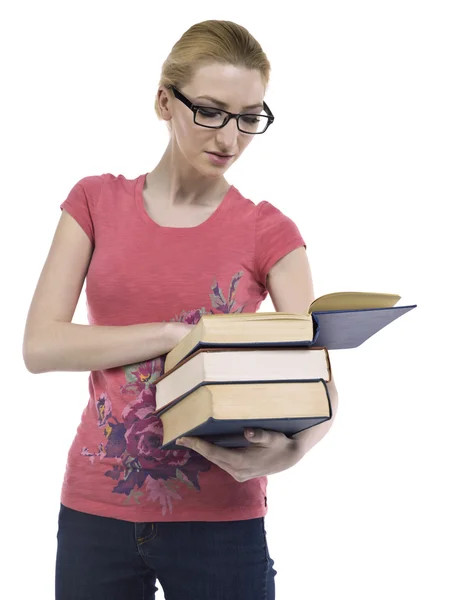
[208,152,233,158]
[205,152,234,166]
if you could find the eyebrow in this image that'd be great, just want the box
[195,95,264,111]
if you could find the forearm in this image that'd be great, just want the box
[23,321,176,374]
[291,377,339,459]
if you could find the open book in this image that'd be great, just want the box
[164,291,417,372]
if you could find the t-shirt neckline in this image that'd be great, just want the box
[135,173,236,232]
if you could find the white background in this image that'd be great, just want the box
[2,1,448,599]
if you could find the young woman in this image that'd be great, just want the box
[23,19,338,600]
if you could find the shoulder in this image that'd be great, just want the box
[229,187,302,243]
[70,173,104,194]
[74,172,141,190]
[255,199,293,222]
[227,184,258,217]
[230,186,291,224]
[100,172,142,195]
[254,198,301,240]
[62,174,104,212]
[68,172,142,207]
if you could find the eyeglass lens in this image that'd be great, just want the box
[195,107,270,133]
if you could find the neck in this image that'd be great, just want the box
[146,141,229,207]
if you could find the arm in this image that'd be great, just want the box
[266,246,339,460]
[24,320,183,374]
[23,210,192,373]
[174,247,337,480]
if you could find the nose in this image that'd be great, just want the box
[215,116,240,150]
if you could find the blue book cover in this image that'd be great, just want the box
[311,304,417,349]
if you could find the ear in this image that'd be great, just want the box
[157,86,173,122]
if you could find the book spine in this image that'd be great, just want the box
[310,313,321,346]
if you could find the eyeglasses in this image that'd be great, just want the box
[167,85,275,134]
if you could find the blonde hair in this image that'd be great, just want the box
[154,20,271,126]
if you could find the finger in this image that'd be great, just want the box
[177,437,243,468]
[178,439,240,477]
[244,428,276,444]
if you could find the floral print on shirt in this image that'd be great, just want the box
[80,272,246,515]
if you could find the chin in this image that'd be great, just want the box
[197,158,233,178]
[206,154,236,169]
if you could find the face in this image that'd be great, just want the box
[158,63,266,177]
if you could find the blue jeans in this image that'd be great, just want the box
[55,504,277,599]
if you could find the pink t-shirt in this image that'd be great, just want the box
[59,173,305,522]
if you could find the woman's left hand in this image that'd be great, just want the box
[176,428,303,482]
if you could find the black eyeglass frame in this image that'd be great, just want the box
[167,85,275,134]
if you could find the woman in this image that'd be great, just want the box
[23,19,338,600]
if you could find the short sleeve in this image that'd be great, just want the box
[255,200,306,288]
[60,175,103,245]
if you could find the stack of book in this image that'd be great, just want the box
[153,292,416,450]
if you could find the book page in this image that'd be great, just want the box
[308,291,401,313]
[203,312,309,321]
